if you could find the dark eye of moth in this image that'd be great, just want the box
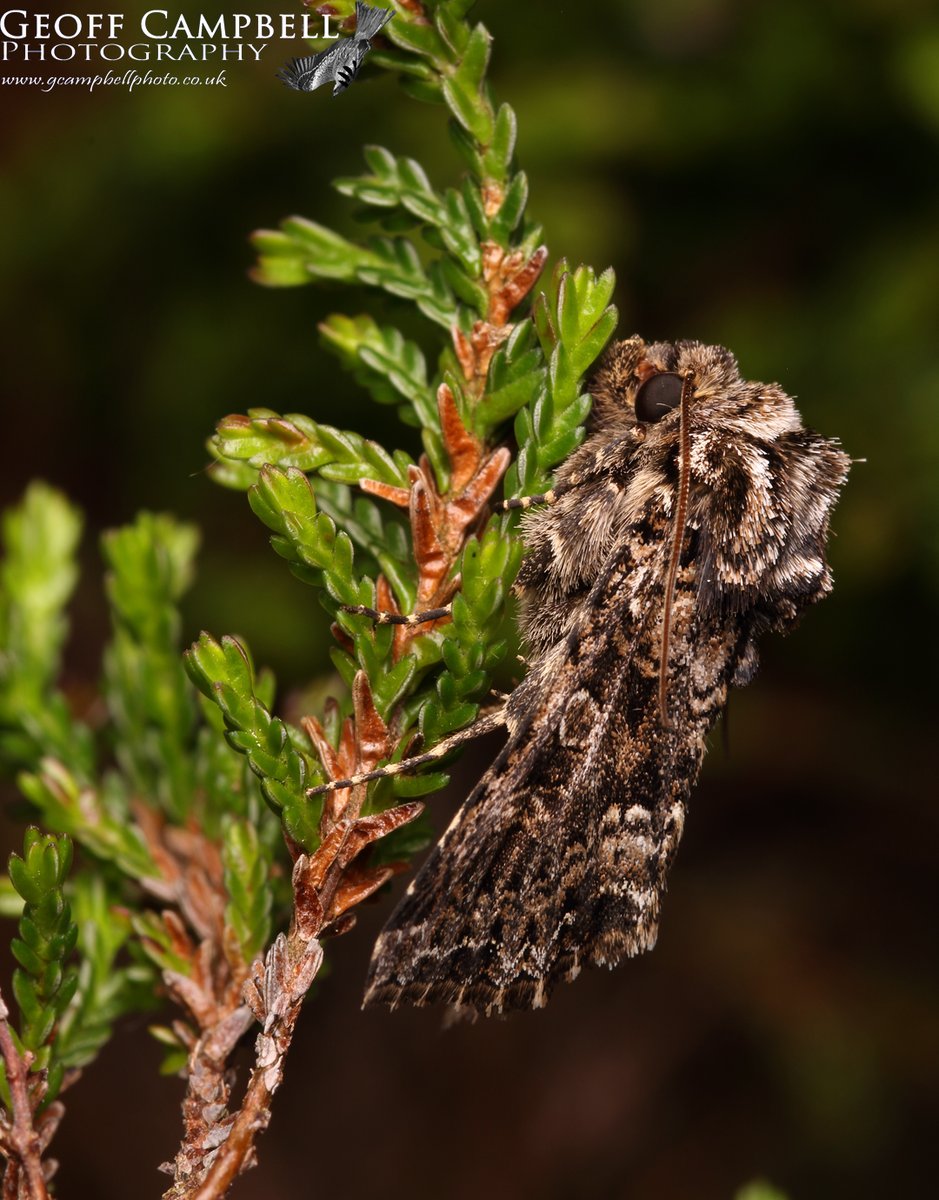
[634,372,684,424]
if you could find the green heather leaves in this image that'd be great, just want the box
[317,312,447,480]
[243,467,422,721]
[17,761,156,880]
[102,514,200,823]
[185,632,320,849]
[210,409,414,493]
[507,260,618,503]
[475,318,546,438]
[0,484,80,703]
[209,0,620,850]
[415,527,521,753]
[252,221,461,329]
[318,314,435,426]
[222,818,272,965]
[441,23,494,143]
[0,483,93,776]
[14,510,209,874]
[0,488,292,1091]
[336,146,481,275]
[55,874,157,1075]
[3,829,78,1105]
[247,466,369,601]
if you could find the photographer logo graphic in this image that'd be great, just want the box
[277,2,394,98]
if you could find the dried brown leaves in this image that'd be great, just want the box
[361,384,509,659]
[454,243,548,380]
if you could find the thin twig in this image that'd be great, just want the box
[0,991,48,1200]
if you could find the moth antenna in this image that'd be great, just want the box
[342,603,451,627]
[658,371,694,727]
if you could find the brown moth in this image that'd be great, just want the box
[350,336,849,1016]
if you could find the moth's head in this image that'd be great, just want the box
[589,336,801,440]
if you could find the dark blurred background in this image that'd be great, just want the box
[2,0,937,1196]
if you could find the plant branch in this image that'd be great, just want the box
[0,991,47,1200]
[168,714,424,1198]
[190,3,618,1192]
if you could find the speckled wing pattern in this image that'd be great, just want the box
[365,528,743,1015]
[365,336,850,1016]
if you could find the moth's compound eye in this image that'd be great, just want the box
[634,372,684,423]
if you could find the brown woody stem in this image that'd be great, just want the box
[172,802,421,1198]
[187,1071,272,1200]
[186,975,309,1200]
[0,993,48,1200]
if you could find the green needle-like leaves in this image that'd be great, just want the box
[0,5,633,1189]
[55,874,157,1075]
[17,761,156,880]
[4,829,78,1105]
[209,0,621,861]
[0,484,80,701]
[336,146,481,275]
[222,818,273,965]
[210,409,414,493]
[185,632,320,850]
[319,313,435,423]
[507,260,618,504]
[475,318,546,438]
[441,22,494,143]
[0,488,293,1113]
[253,221,461,329]
[103,514,200,823]
[415,527,522,753]
[0,483,93,776]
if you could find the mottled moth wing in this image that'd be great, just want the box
[365,336,849,1017]
[365,534,740,1016]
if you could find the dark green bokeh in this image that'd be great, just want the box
[1,1,936,1197]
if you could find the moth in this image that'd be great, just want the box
[277,1,394,97]
[329,336,849,1016]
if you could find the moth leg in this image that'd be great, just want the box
[497,484,571,512]
[306,707,507,797]
[341,603,452,627]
